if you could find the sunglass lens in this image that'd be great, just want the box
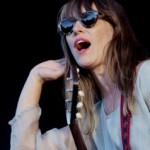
[60,20,73,34]
[81,11,98,27]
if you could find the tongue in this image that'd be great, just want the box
[77,42,90,50]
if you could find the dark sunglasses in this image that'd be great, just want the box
[58,10,105,35]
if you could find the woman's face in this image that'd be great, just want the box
[66,4,114,72]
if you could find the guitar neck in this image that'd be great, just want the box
[69,65,87,150]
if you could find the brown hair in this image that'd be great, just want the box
[57,0,146,134]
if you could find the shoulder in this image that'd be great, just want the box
[135,59,150,102]
[136,59,150,77]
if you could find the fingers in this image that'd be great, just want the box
[55,58,66,63]
[30,58,67,83]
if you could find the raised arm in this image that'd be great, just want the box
[15,58,66,114]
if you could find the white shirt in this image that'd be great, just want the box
[9,60,150,150]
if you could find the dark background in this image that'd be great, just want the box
[1,1,150,149]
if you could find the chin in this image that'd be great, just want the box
[78,62,93,70]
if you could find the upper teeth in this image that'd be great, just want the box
[77,40,85,44]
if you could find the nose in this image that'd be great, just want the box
[72,20,85,35]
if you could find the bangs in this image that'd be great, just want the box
[58,0,93,21]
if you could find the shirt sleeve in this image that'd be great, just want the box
[136,59,150,111]
[8,104,77,150]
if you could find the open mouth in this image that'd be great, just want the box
[75,41,91,51]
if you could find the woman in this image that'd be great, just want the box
[9,0,150,149]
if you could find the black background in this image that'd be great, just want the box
[1,1,150,149]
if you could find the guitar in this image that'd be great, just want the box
[65,65,87,150]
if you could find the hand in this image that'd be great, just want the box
[30,58,66,84]
[16,58,66,113]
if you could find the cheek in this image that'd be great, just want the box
[66,37,73,50]
[66,37,75,55]
[96,25,113,49]
[96,20,113,40]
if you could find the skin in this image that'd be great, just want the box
[16,4,120,118]
[15,59,66,114]
[66,5,113,72]
[66,5,121,114]
[12,3,149,149]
